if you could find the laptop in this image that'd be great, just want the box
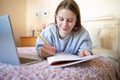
[0,15,44,65]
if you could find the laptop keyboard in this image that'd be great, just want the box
[19,57,38,64]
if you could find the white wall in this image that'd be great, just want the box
[76,0,120,19]
[26,0,61,36]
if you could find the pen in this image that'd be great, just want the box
[38,33,49,45]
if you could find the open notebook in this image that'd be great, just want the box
[47,53,102,68]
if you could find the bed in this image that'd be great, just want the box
[0,16,120,80]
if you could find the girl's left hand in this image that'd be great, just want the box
[79,49,92,57]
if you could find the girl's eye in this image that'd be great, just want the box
[59,18,73,22]
[58,17,73,22]
[59,18,64,21]
[67,19,72,22]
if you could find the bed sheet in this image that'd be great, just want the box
[0,47,119,80]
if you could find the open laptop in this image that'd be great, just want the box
[0,15,44,65]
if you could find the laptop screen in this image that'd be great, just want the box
[0,15,20,65]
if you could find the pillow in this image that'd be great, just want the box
[87,28,101,48]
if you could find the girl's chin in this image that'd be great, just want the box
[61,31,68,34]
[60,29,70,34]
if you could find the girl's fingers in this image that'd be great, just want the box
[40,45,56,58]
[80,50,84,57]
[80,50,91,57]
[85,50,91,56]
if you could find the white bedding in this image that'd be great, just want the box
[0,47,119,80]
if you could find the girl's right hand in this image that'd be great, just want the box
[39,45,56,58]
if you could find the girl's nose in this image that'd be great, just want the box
[62,21,67,26]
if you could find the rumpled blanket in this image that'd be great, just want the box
[0,56,119,80]
[0,47,119,80]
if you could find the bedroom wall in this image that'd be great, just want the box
[76,0,120,19]
[26,0,61,36]
[0,0,26,46]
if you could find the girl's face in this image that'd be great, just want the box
[56,9,76,38]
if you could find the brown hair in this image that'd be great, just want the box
[55,0,82,32]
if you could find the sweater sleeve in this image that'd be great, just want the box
[35,24,56,52]
[77,27,93,55]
